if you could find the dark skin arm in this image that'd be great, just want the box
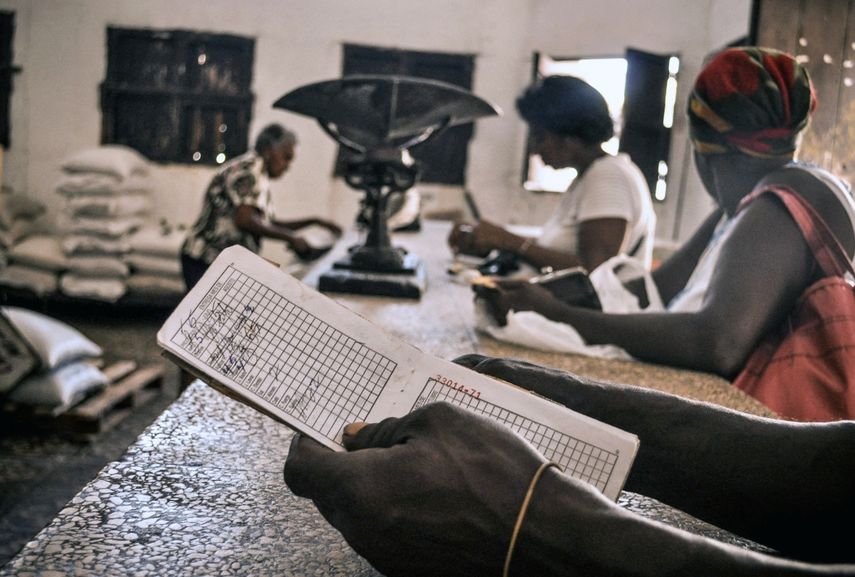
[234,205,333,261]
[448,217,629,272]
[486,194,835,377]
[272,216,342,237]
[456,354,855,563]
[284,361,855,575]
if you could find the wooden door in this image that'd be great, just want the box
[753,0,855,183]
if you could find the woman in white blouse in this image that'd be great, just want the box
[448,75,655,273]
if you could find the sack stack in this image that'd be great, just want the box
[55,145,152,302]
[0,190,54,294]
[124,221,187,300]
[1,307,107,413]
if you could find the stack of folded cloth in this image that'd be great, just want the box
[124,221,187,300]
[55,145,152,302]
[0,191,58,295]
[1,307,108,414]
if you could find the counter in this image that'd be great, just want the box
[2,221,776,576]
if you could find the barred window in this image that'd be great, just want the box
[100,27,254,166]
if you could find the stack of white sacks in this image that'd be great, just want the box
[1,307,108,413]
[0,190,54,294]
[55,145,152,302]
[124,221,187,300]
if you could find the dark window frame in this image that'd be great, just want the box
[0,10,17,148]
[100,27,255,166]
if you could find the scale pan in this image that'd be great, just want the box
[273,75,500,149]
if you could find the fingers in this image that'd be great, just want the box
[477,287,511,326]
[468,356,586,394]
[291,238,310,257]
[342,403,468,451]
[467,355,545,378]
[306,246,332,261]
[283,434,346,498]
[342,421,368,439]
[448,221,474,253]
[447,220,466,241]
[342,414,417,451]
[495,279,529,290]
[340,421,369,450]
[453,355,567,390]
[452,353,491,368]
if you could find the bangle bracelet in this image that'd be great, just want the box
[502,461,563,577]
[517,237,534,256]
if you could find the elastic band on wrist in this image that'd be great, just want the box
[502,460,563,577]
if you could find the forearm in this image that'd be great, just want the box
[516,469,851,576]
[529,302,738,375]
[234,206,304,246]
[257,221,302,244]
[580,387,855,558]
[514,241,581,271]
[465,224,581,271]
[236,213,302,245]
[273,217,316,230]
[464,356,855,560]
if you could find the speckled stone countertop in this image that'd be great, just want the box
[2,221,777,576]
[2,382,771,577]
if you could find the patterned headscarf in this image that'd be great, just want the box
[688,47,817,159]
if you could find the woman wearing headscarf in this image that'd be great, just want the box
[482,46,855,378]
[448,75,656,273]
[282,48,855,577]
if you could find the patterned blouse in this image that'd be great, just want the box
[181,152,274,265]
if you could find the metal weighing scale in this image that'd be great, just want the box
[274,75,500,298]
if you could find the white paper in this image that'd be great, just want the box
[157,245,639,500]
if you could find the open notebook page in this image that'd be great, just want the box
[157,245,639,500]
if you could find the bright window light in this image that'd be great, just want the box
[662,57,680,128]
[655,178,667,201]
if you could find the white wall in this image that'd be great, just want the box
[0,0,752,244]
[664,0,753,242]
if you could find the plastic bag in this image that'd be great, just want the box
[589,254,663,313]
[474,255,660,357]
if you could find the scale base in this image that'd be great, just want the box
[318,253,427,299]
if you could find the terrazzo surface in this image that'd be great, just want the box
[3,222,781,574]
[8,460,377,577]
[0,304,182,567]
[4,382,772,577]
[2,383,380,577]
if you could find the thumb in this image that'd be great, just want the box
[284,434,345,498]
[452,353,492,369]
[341,415,414,451]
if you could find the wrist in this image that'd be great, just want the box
[512,470,785,577]
[509,468,608,576]
[509,235,534,256]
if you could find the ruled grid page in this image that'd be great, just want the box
[158,245,638,500]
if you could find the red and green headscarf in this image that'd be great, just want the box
[688,47,817,159]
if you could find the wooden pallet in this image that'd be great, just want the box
[1,360,166,440]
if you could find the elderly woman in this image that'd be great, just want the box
[181,123,342,290]
[448,75,656,272]
[483,47,855,378]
